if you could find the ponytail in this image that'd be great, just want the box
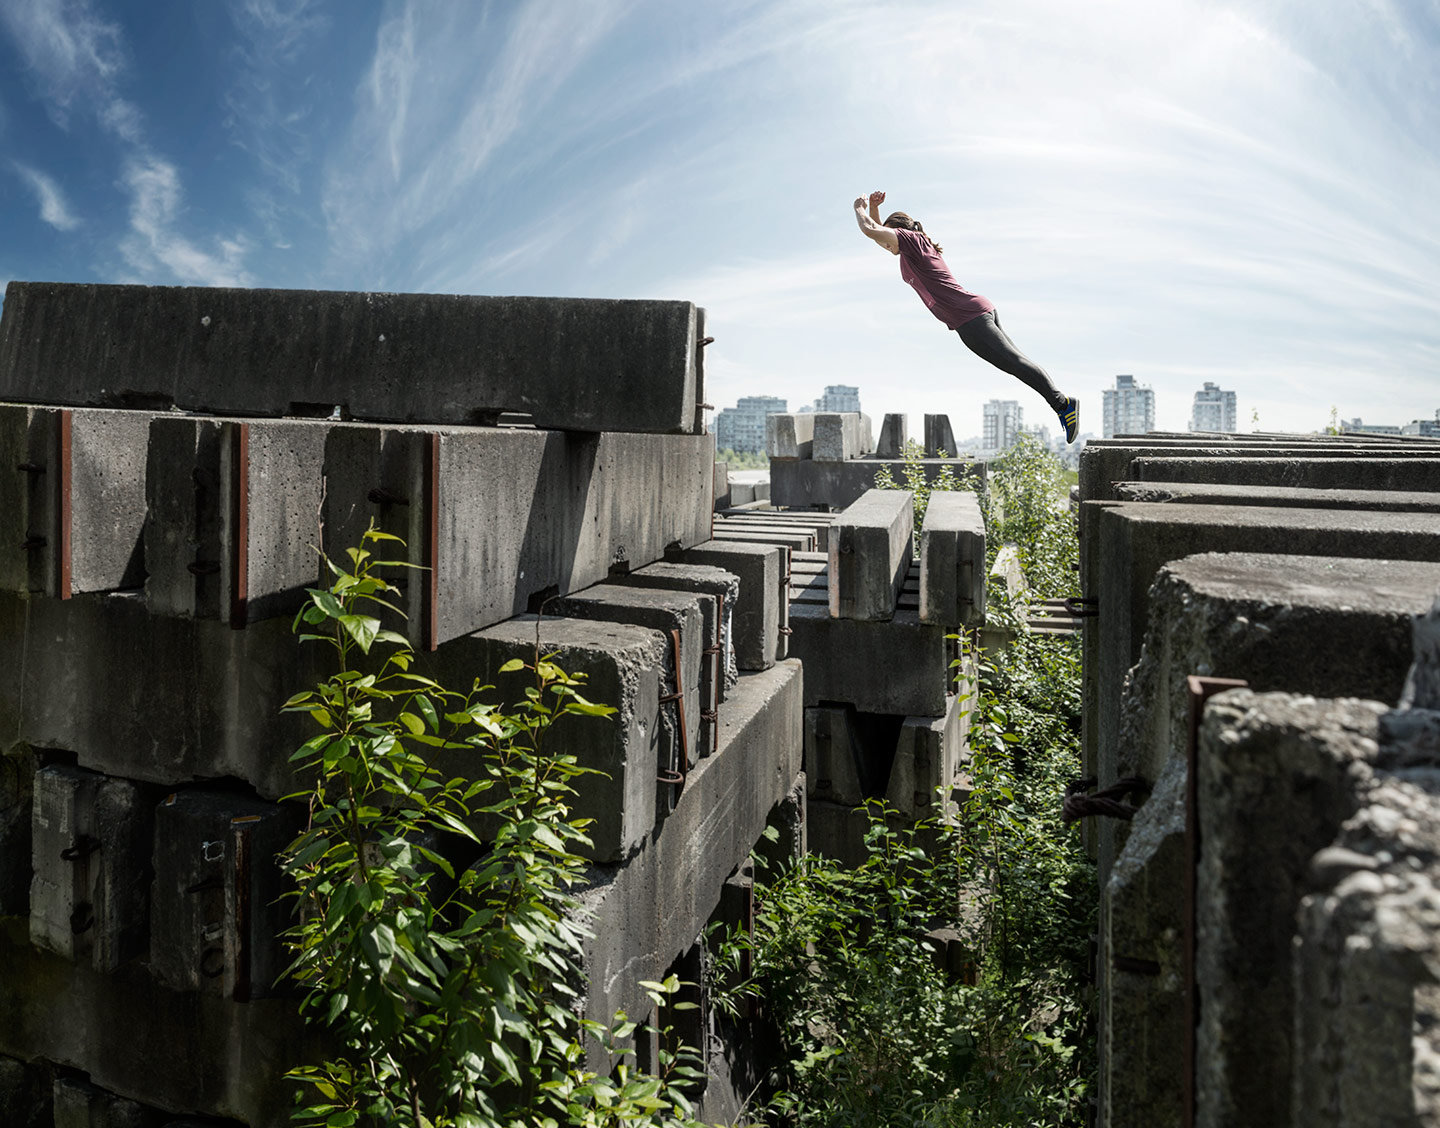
[883,211,943,254]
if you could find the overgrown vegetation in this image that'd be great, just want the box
[872,438,982,550]
[714,436,1092,1126]
[279,528,708,1127]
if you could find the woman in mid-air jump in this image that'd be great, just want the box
[853,190,1079,443]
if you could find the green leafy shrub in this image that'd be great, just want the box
[714,442,1093,1126]
[280,528,710,1127]
[872,439,981,549]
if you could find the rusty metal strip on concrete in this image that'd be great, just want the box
[426,431,440,652]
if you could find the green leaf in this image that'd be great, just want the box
[336,614,380,654]
[498,658,526,674]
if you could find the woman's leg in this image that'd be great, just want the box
[955,311,1066,411]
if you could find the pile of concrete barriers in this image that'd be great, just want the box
[0,281,808,1125]
[1080,429,1440,1127]
[764,408,985,509]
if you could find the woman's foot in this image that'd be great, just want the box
[1057,396,1079,443]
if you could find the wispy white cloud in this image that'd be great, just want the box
[0,0,128,134]
[11,161,80,230]
[118,156,252,287]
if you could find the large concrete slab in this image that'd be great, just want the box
[770,455,984,510]
[1114,479,1440,512]
[323,425,713,647]
[678,540,783,671]
[766,413,814,460]
[1080,440,1440,510]
[572,660,801,1052]
[1081,502,1440,791]
[0,282,705,434]
[788,601,955,716]
[885,693,968,819]
[1128,455,1440,495]
[919,490,986,628]
[828,488,913,621]
[0,405,151,598]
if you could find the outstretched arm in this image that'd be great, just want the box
[853,194,899,255]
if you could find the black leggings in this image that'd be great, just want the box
[956,311,1065,412]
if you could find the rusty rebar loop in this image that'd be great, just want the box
[1061,775,1149,825]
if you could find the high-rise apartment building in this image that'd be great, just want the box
[1102,374,1155,438]
[813,385,861,413]
[714,395,787,454]
[983,399,1023,451]
[1189,382,1237,433]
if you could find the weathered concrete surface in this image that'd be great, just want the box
[0,918,309,1125]
[712,460,729,510]
[757,771,807,874]
[789,601,953,716]
[549,584,704,776]
[0,743,37,916]
[804,706,869,806]
[766,413,814,460]
[617,561,739,687]
[0,282,705,434]
[885,693,967,818]
[678,540,782,671]
[1081,502,1440,790]
[0,590,315,799]
[438,616,667,863]
[1080,441,1440,510]
[828,489,913,621]
[145,416,328,624]
[0,1054,50,1127]
[919,490,986,627]
[812,412,874,462]
[323,425,713,646]
[30,765,155,972]
[1129,455,1440,495]
[0,405,151,597]
[1116,553,1440,787]
[770,455,984,510]
[1292,743,1440,1128]
[149,790,302,1000]
[1102,757,1187,1128]
[924,414,956,458]
[877,413,906,458]
[1195,690,1385,1128]
[573,661,801,1054]
[1114,479,1440,513]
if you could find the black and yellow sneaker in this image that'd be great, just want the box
[1058,396,1079,444]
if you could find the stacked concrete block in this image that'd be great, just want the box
[1079,430,1440,1128]
[0,405,152,599]
[919,490,986,628]
[812,412,873,462]
[923,414,957,458]
[828,488,913,621]
[679,540,787,670]
[0,280,808,1123]
[787,488,982,861]
[766,413,814,460]
[876,413,906,458]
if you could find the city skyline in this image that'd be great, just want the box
[0,1,1436,440]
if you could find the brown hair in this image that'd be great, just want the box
[883,211,943,254]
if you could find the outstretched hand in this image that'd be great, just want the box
[869,190,886,208]
[853,195,867,210]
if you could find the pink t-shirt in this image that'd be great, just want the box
[895,228,994,330]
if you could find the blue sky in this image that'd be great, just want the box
[2,0,1437,439]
